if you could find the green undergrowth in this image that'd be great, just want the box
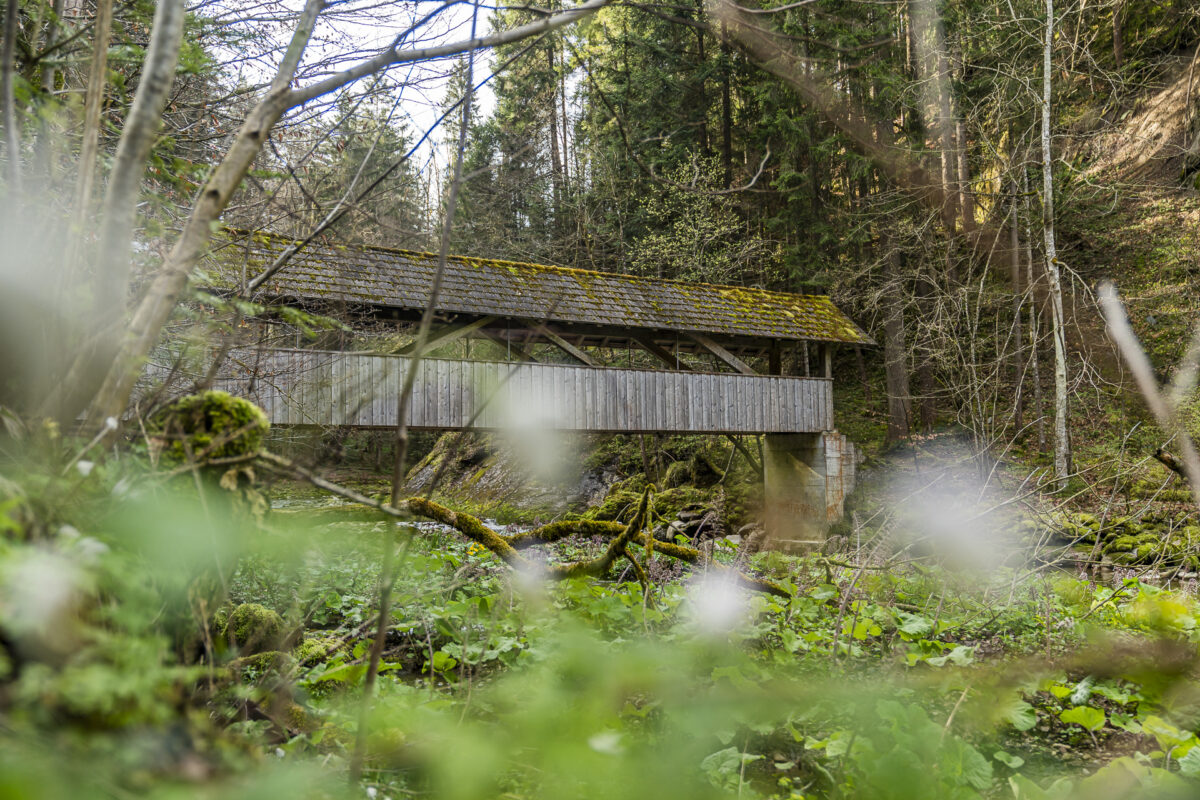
[5,431,1200,799]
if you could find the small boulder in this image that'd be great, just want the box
[223,603,284,654]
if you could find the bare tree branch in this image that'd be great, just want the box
[1098,282,1200,504]
[287,0,611,108]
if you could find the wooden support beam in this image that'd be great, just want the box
[393,315,498,355]
[478,329,539,363]
[632,333,690,371]
[517,319,597,366]
[823,343,833,378]
[688,333,757,376]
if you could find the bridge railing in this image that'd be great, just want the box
[155,347,833,435]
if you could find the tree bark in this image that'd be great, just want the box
[935,31,959,233]
[93,0,186,323]
[955,117,974,233]
[546,44,563,222]
[1112,0,1124,68]
[694,0,710,155]
[1,0,20,191]
[720,28,733,188]
[1023,169,1047,453]
[883,241,912,442]
[35,0,66,179]
[1010,178,1024,433]
[72,0,115,217]
[1042,0,1072,487]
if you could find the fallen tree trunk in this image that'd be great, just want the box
[257,450,789,598]
[1155,447,1189,480]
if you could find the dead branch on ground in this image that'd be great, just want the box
[256,450,790,598]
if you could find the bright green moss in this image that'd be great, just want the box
[223,603,284,654]
[154,390,269,461]
[294,634,344,666]
[210,229,872,344]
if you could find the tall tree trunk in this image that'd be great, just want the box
[720,26,733,187]
[1043,0,1071,486]
[936,35,959,233]
[36,0,66,179]
[916,270,937,431]
[1010,177,1024,432]
[546,45,563,224]
[559,45,570,187]
[694,0,710,155]
[955,119,973,233]
[93,0,186,324]
[1023,168,1047,453]
[1112,0,1124,68]
[1,0,20,191]
[72,0,115,217]
[883,241,912,441]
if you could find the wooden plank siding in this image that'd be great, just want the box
[157,348,834,434]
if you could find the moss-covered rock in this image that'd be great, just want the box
[651,486,707,520]
[1105,535,1137,553]
[285,702,322,735]
[294,634,345,666]
[230,649,294,677]
[223,603,284,654]
[586,489,642,521]
[154,390,269,461]
[662,460,692,489]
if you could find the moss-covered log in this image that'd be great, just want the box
[259,450,791,598]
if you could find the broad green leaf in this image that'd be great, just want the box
[1059,705,1106,731]
[897,611,933,638]
[1143,715,1189,749]
[1178,747,1200,778]
[1009,774,1075,800]
[1047,682,1072,700]
[1110,711,1143,733]
[1069,676,1094,705]
[1006,701,1038,732]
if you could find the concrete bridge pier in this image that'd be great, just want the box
[763,432,857,551]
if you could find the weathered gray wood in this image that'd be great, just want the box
[393,315,499,355]
[689,333,757,376]
[150,348,833,434]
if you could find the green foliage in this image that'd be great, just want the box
[7,446,1200,798]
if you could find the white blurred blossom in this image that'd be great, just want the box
[688,574,750,635]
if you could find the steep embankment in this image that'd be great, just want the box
[1049,53,1200,478]
[1067,53,1200,362]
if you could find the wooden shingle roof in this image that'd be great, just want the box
[206,231,871,345]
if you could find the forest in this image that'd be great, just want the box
[4,0,1200,797]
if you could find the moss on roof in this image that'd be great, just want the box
[204,230,872,345]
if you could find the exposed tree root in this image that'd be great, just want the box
[258,449,790,598]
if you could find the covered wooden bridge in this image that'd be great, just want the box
[188,231,873,546]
